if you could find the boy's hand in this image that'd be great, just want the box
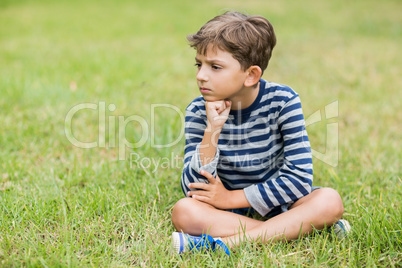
[205,100,231,131]
[187,170,233,209]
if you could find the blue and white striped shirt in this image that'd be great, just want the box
[181,79,313,216]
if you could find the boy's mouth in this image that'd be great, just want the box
[200,87,211,93]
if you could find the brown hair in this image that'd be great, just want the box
[187,11,277,73]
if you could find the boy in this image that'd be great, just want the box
[171,11,349,255]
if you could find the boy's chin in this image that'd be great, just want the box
[201,95,224,102]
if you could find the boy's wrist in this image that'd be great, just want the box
[227,189,250,209]
[199,126,221,166]
[202,124,221,147]
[205,122,223,133]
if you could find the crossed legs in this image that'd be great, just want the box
[171,188,344,247]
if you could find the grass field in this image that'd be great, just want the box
[0,0,401,266]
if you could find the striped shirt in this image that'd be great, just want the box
[181,79,313,216]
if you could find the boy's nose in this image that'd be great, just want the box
[196,68,208,82]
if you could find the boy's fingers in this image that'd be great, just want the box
[220,101,231,117]
[208,100,226,114]
[191,195,209,203]
[200,170,215,184]
[188,190,210,199]
[221,107,231,117]
[216,102,226,114]
[189,182,209,190]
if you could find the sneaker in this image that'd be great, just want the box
[171,232,230,256]
[332,219,351,239]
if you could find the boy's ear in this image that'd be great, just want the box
[244,65,262,87]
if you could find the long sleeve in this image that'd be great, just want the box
[180,98,219,194]
[243,94,313,216]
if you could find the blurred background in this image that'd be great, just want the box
[0,0,400,266]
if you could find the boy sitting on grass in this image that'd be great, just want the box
[171,11,349,255]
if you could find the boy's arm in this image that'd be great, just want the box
[180,100,231,195]
[199,100,231,166]
[183,100,243,209]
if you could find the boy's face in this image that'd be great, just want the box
[195,46,250,102]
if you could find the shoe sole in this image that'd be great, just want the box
[172,232,184,254]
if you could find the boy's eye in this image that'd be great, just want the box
[194,62,221,70]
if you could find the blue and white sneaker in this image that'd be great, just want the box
[172,232,230,256]
[332,219,351,239]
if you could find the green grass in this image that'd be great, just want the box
[0,0,401,266]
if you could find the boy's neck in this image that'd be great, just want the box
[229,82,260,111]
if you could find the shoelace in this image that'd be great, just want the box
[188,234,230,256]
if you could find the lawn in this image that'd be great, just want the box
[0,0,401,266]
